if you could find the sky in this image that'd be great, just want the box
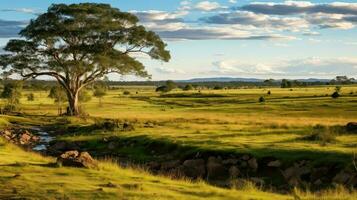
[0,0,357,81]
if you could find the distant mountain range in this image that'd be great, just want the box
[176,77,331,83]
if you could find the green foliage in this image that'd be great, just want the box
[259,96,265,103]
[1,81,22,105]
[183,84,194,91]
[0,3,170,115]
[79,89,92,103]
[48,86,67,103]
[27,93,35,101]
[213,85,223,90]
[331,91,340,99]
[335,86,342,93]
[156,80,177,93]
[123,90,131,95]
[93,86,107,99]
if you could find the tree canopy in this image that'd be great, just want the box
[0,3,170,115]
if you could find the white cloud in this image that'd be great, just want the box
[209,57,357,77]
[0,8,40,15]
[194,1,226,11]
[229,0,237,4]
[156,67,185,74]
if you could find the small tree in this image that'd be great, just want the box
[27,93,35,101]
[49,85,67,115]
[93,85,107,106]
[183,84,194,91]
[259,96,265,103]
[156,80,177,93]
[1,81,22,105]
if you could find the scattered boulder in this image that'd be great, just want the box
[267,160,281,168]
[181,159,205,179]
[229,166,240,178]
[0,129,40,146]
[57,150,98,169]
[248,158,258,170]
[346,122,357,133]
[333,171,352,184]
[207,157,228,180]
[222,158,238,165]
[161,160,180,171]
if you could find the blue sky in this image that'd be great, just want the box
[1,0,357,80]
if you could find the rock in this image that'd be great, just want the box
[57,150,98,169]
[222,158,238,165]
[147,161,161,170]
[182,159,205,179]
[229,166,240,178]
[346,122,357,132]
[239,161,248,168]
[161,160,180,171]
[248,158,258,170]
[19,132,32,145]
[267,160,281,168]
[207,156,228,180]
[333,171,351,184]
[241,155,250,161]
[282,165,311,186]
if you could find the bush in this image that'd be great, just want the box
[27,93,35,101]
[302,125,337,145]
[267,90,271,95]
[183,84,194,91]
[123,90,130,95]
[213,85,223,90]
[259,96,265,103]
[331,91,340,98]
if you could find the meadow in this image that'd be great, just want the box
[0,85,357,199]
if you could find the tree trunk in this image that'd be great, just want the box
[66,90,80,116]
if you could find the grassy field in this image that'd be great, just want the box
[0,85,357,199]
[10,85,357,163]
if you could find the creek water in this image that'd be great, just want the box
[31,127,55,151]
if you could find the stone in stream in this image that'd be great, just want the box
[57,150,98,169]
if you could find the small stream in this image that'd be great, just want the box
[31,127,55,151]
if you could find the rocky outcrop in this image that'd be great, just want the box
[57,150,98,169]
[0,129,39,146]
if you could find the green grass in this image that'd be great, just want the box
[0,137,292,200]
[0,85,357,199]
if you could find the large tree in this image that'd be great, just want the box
[0,3,170,115]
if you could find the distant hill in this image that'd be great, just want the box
[177,77,264,82]
[176,77,331,83]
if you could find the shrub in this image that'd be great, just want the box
[259,96,265,103]
[213,85,223,90]
[267,90,271,95]
[302,125,337,145]
[331,91,340,99]
[123,90,130,95]
[27,93,35,101]
[183,84,194,91]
